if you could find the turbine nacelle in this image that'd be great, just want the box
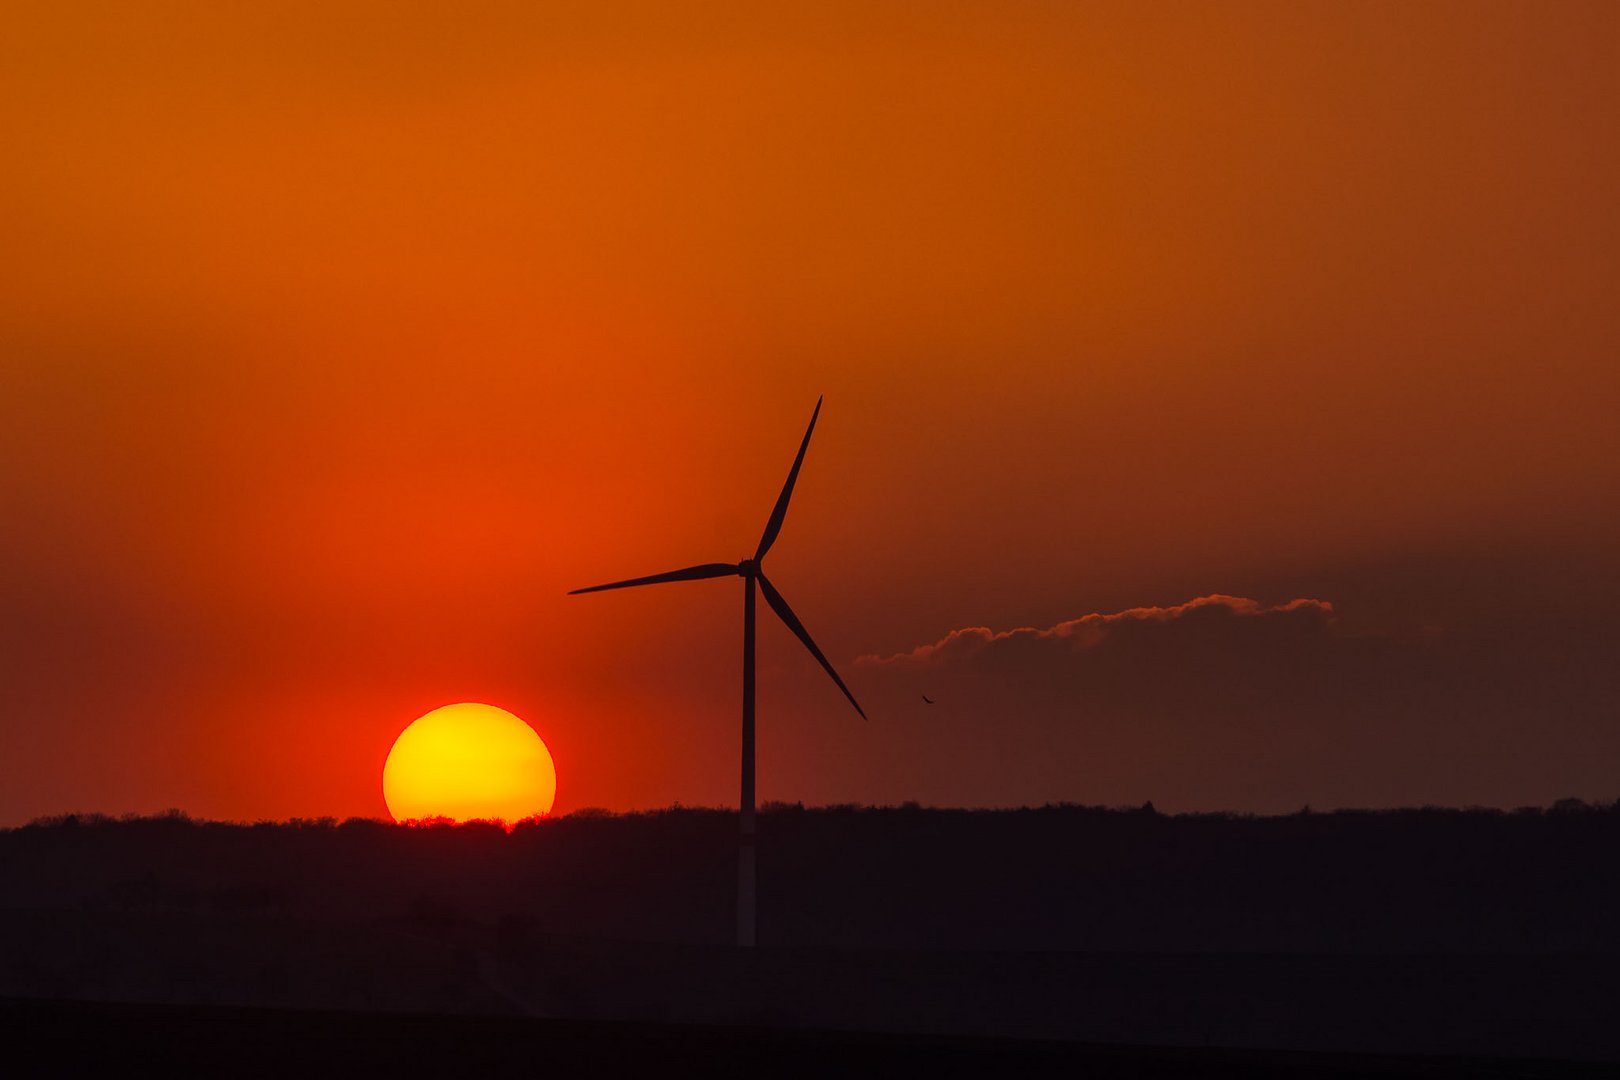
[567,395,863,721]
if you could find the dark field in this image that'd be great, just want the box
[7,996,1616,1080]
[3,804,1617,1071]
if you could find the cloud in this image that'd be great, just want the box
[858,595,1335,669]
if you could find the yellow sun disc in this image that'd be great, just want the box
[383,703,557,823]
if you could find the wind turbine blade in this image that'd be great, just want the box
[568,563,739,595]
[754,396,823,561]
[756,573,866,719]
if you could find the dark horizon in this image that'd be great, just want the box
[13,793,1620,832]
[8,796,1620,1065]
[9,799,1619,951]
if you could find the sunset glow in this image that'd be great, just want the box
[2,3,1618,824]
[382,703,556,823]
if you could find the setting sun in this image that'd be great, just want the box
[382,703,557,823]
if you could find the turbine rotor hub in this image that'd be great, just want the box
[738,559,760,577]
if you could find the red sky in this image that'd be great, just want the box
[3,2,1619,822]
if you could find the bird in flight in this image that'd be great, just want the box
[922,694,935,705]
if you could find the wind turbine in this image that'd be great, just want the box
[569,395,865,948]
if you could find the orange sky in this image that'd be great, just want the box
[3,2,1619,822]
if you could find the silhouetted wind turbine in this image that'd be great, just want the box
[569,395,865,948]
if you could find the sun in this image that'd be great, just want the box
[383,703,557,823]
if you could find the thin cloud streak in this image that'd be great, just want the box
[858,595,1335,668]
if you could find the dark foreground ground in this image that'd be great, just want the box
[3,805,1618,1069]
[5,911,1619,1063]
[4,996,1612,1080]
